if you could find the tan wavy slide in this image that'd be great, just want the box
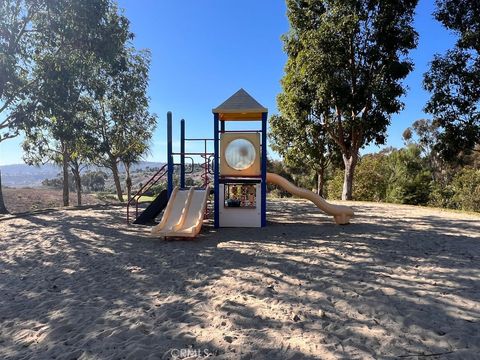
[266,172,354,225]
[151,186,210,238]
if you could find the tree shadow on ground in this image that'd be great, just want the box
[0,199,479,359]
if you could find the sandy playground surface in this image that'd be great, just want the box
[0,200,479,359]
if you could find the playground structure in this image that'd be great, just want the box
[128,89,354,237]
[126,112,213,226]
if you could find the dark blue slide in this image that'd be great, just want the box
[133,190,169,225]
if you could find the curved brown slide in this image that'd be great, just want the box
[266,172,354,225]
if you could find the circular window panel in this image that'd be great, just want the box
[225,138,256,171]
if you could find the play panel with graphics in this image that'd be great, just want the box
[213,89,268,227]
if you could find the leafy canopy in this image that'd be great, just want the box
[278,0,418,154]
[424,0,480,160]
[272,0,418,199]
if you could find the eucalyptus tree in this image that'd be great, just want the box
[87,48,156,202]
[21,0,131,206]
[121,141,150,202]
[402,118,446,182]
[0,0,47,213]
[270,114,339,196]
[273,0,418,200]
[424,0,480,161]
[0,0,44,142]
[69,132,95,206]
[23,120,93,207]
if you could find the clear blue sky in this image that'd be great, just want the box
[0,0,456,165]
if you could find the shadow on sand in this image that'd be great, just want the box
[0,199,479,359]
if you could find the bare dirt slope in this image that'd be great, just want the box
[0,200,479,359]
[2,188,106,213]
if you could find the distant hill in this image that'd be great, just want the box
[0,163,60,187]
[0,161,165,188]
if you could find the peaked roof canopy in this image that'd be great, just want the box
[213,88,267,121]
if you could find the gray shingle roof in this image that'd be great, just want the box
[213,88,267,113]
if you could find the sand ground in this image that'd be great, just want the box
[0,200,479,359]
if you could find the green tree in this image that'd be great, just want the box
[0,0,47,213]
[266,158,296,197]
[87,48,156,202]
[22,114,93,206]
[22,95,93,206]
[451,168,480,212]
[403,118,447,182]
[0,0,45,141]
[384,145,432,205]
[82,171,108,192]
[68,130,94,205]
[326,168,344,200]
[42,176,64,189]
[21,0,131,206]
[424,0,480,161]
[327,146,431,204]
[464,145,480,169]
[270,114,340,196]
[121,140,152,202]
[354,153,388,201]
[277,0,418,200]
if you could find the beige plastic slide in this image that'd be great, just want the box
[151,186,210,238]
[266,172,354,225]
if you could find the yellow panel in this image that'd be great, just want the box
[220,133,261,177]
[219,112,263,121]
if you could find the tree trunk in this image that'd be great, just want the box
[317,167,325,197]
[62,148,70,207]
[342,153,358,200]
[72,167,82,206]
[124,162,132,202]
[0,171,9,214]
[110,157,124,202]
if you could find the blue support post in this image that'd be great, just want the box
[167,111,174,197]
[213,113,220,228]
[180,119,185,189]
[261,112,268,227]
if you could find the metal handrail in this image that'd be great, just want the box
[126,164,168,224]
[184,156,195,174]
[207,154,215,175]
[172,152,214,156]
[219,130,262,133]
[184,138,215,141]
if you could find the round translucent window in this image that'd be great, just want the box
[225,139,256,170]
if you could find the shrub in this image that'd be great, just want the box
[384,146,432,205]
[428,182,456,209]
[450,168,480,212]
[148,183,166,196]
[326,169,344,200]
[96,192,118,201]
[82,171,108,192]
[354,154,388,201]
